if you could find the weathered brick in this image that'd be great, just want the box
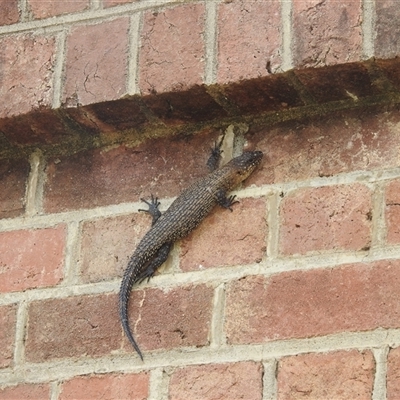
[0,304,17,368]
[225,260,400,344]
[80,214,150,283]
[27,0,89,19]
[251,107,400,185]
[385,179,400,244]
[0,158,29,219]
[375,0,400,59]
[292,0,362,68]
[0,34,56,118]
[180,197,267,271]
[44,132,216,212]
[0,384,50,400]
[388,347,400,400]
[139,4,205,94]
[0,0,19,26]
[277,350,374,400]
[217,0,281,83]
[279,184,372,256]
[126,284,213,353]
[103,0,134,7]
[169,362,262,400]
[59,373,149,400]
[0,226,65,293]
[26,294,120,362]
[63,18,129,107]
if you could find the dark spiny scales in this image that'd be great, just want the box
[119,149,263,360]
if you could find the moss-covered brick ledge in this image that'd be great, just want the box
[1,57,400,160]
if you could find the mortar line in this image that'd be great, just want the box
[127,12,142,95]
[280,0,293,71]
[204,0,218,85]
[18,0,29,22]
[362,0,375,59]
[52,29,68,109]
[372,346,389,400]
[262,359,278,400]
[62,221,82,286]
[209,283,227,348]
[266,191,281,259]
[49,381,62,400]
[25,150,45,217]
[13,301,28,367]
[148,367,169,400]
[90,0,102,11]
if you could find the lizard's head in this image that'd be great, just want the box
[228,150,263,185]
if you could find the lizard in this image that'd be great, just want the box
[119,136,263,360]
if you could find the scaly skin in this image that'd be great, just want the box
[119,150,263,359]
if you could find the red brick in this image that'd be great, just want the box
[27,0,89,19]
[388,347,400,400]
[277,350,374,400]
[80,214,150,283]
[0,0,19,26]
[251,107,400,185]
[0,158,29,219]
[279,184,372,256]
[59,373,149,400]
[103,0,134,6]
[169,362,263,400]
[386,180,400,244]
[126,284,213,353]
[375,0,400,59]
[0,384,50,400]
[139,4,205,94]
[217,0,281,83]
[292,0,362,68]
[43,132,216,212]
[225,260,400,344]
[0,304,17,368]
[25,294,120,362]
[63,18,129,107]
[0,226,65,293]
[180,198,267,271]
[0,34,56,118]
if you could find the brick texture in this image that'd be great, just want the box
[0,226,65,293]
[217,0,281,83]
[126,284,213,353]
[0,384,50,400]
[139,4,205,94]
[0,34,56,118]
[225,260,400,344]
[0,304,17,368]
[169,362,263,400]
[388,347,400,400]
[279,184,372,256]
[59,373,149,400]
[0,0,19,26]
[79,213,150,283]
[385,179,400,244]
[292,0,362,68]
[25,294,120,362]
[27,0,89,19]
[180,197,267,271]
[277,350,375,400]
[63,18,129,107]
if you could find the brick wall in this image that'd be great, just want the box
[2,0,400,399]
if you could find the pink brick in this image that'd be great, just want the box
[0,34,56,118]
[169,362,263,400]
[388,347,400,400]
[27,0,89,19]
[180,197,267,271]
[59,373,149,400]
[279,184,372,256]
[278,350,374,400]
[139,4,205,94]
[292,0,362,67]
[225,260,400,344]
[217,0,281,83]
[0,384,50,400]
[126,284,213,353]
[386,179,400,244]
[0,304,17,368]
[26,294,120,362]
[63,18,129,107]
[103,0,134,7]
[80,214,150,283]
[0,226,65,293]
[0,0,19,26]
